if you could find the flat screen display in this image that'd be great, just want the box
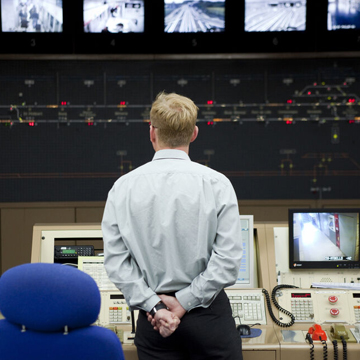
[164,0,225,33]
[245,0,307,32]
[327,0,360,30]
[289,208,360,269]
[1,0,63,32]
[83,0,144,33]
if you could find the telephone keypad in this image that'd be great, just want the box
[291,298,314,321]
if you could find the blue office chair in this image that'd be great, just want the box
[0,262,125,360]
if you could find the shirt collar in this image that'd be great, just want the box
[152,149,190,161]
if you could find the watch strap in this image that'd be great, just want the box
[150,301,168,317]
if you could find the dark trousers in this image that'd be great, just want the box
[134,290,243,360]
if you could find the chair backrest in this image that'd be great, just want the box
[0,263,125,360]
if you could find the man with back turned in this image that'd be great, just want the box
[102,92,243,359]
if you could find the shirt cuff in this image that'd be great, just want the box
[140,294,162,313]
[175,288,201,311]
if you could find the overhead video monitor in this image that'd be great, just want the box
[245,0,307,32]
[289,208,360,270]
[83,0,145,33]
[327,0,360,30]
[164,0,225,33]
[1,0,63,32]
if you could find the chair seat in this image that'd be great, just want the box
[0,319,125,360]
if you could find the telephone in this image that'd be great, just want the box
[308,324,327,341]
[330,323,349,340]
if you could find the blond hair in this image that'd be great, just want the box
[150,92,198,148]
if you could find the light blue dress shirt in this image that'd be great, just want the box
[102,149,243,313]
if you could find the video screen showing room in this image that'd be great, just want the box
[84,0,144,33]
[1,0,63,32]
[293,212,359,262]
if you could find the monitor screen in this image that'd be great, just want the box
[245,0,307,32]
[164,0,225,33]
[227,215,257,289]
[83,0,145,33]
[289,209,360,269]
[1,0,63,32]
[327,0,360,30]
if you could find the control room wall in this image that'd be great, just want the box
[1,199,360,275]
[1,56,360,275]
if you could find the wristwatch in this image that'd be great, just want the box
[150,301,168,317]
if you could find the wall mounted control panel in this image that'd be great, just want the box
[97,290,136,327]
[277,288,360,325]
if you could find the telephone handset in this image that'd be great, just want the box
[330,323,349,340]
[330,323,349,360]
[262,284,298,327]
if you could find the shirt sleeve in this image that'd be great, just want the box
[175,180,243,311]
[102,186,161,312]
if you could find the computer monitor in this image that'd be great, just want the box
[1,0,63,32]
[289,208,360,269]
[327,0,360,30]
[164,0,225,33]
[227,215,257,289]
[244,0,307,32]
[83,0,145,33]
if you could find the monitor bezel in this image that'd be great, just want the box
[288,208,360,270]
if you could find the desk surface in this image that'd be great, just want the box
[122,325,281,360]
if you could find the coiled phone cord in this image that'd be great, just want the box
[262,285,297,327]
[340,336,347,360]
[332,340,338,360]
[306,333,315,360]
[320,337,327,360]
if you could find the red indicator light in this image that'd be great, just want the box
[207,121,214,126]
[28,122,35,127]
[349,120,355,124]
[348,98,356,103]
[307,91,312,95]
[119,101,126,105]
[207,100,213,105]
[287,99,293,104]
[313,82,317,86]
[286,120,292,124]
[61,101,67,106]
[87,122,94,126]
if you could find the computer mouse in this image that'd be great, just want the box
[237,324,251,336]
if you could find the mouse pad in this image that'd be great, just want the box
[241,328,262,338]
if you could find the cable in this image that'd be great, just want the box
[306,333,315,360]
[340,336,347,360]
[320,336,327,360]
[332,340,338,360]
[262,285,298,327]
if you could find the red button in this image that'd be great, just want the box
[330,308,340,316]
[329,296,338,303]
